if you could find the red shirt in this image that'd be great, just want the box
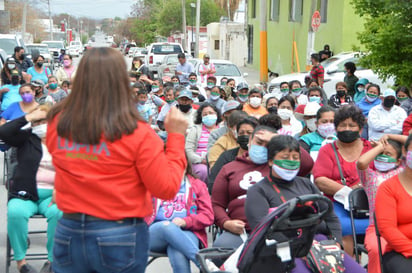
[46,117,187,220]
[310,64,324,87]
[376,175,412,257]
[402,113,412,135]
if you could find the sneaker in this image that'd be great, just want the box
[39,261,53,273]
[19,264,38,273]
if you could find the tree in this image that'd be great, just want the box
[351,0,412,86]
[214,0,242,21]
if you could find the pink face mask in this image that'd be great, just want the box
[63,60,71,67]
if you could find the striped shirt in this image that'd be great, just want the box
[196,125,211,158]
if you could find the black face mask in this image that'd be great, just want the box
[11,77,19,85]
[178,104,192,113]
[337,130,360,143]
[19,54,25,60]
[237,135,249,150]
[36,62,43,68]
[267,106,278,114]
[383,97,396,108]
[337,90,346,98]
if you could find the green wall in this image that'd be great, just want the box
[248,0,364,75]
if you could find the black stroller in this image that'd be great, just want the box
[197,194,334,273]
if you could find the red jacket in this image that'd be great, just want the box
[402,113,412,135]
[46,116,187,220]
[146,175,214,248]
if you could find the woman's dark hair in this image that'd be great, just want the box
[251,125,277,139]
[316,106,335,121]
[265,97,278,108]
[289,80,302,89]
[268,135,300,160]
[48,47,143,144]
[226,78,235,85]
[405,134,412,151]
[366,83,381,95]
[386,139,402,160]
[19,83,33,92]
[258,113,282,130]
[344,62,356,74]
[33,55,45,62]
[280,81,289,88]
[194,102,221,125]
[189,72,197,78]
[334,105,365,129]
[236,117,259,132]
[227,110,248,128]
[396,86,410,98]
[278,95,295,110]
[335,81,347,90]
[308,87,322,97]
[62,80,70,86]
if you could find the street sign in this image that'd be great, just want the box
[311,11,321,32]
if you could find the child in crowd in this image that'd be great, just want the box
[136,89,153,124]
[61,80,71,94]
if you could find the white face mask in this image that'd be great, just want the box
[249,97,262,108]
[306,118,317,132]
[32,123,47,139]
[7,64,16,70]
[278,108,293,120]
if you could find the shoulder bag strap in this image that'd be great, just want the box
[331,142,346,185]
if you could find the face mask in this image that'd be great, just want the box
[202,114,217,127]
[221,82,226,87]
[189,80,196,85]
[365,93,378,103]
[317,123,336,138]
[166,99,175,104]
[207,83,214,89]
[138,101,146,105]
[268,106,278,114]
[280,88,289,94]
[237,135,249,150]
[7,64,15,70]
[19,54,25,60]
[32,123,47,139]
[11,77,19,85]
[151,86,159,92]
[210,91,220,101]
[406,151,412,169]
[292,88,302,96]
[49,83,58,90]
[238,94,248,102]
[130,82,136,87]
[250,97,262,108]
[178,104,192,113]
[249,144,268,165]
[383,97,396,108]
[63,60,71,67]
[306,118,317,132]
[36,62,44,68]
[358,87,365,93]
[277,108,293,120]
[272,160,300,181]
[398,97,408,103]
[173,83,179,87]
[309,96,321,104]
[337,90,346,98]
[337,130,359,143]
[374,154,397,172]
[21,93,34,103]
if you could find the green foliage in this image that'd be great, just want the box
[351,0,412,86]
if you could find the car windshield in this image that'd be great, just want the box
[27,46,49,54]
[42,42,63,48]
[152,45,183,54]
[320,57,341,70]
[214,63,241,77]
[0,38,18,55]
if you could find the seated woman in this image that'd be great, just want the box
[185,102,221,182]
[313,105,371,256]
[0,105,62,273]
[147,160,214,273]
[357,134,406,273]
[329,82,354,109]
[246,135,366,273]
[265,95,278,114]
[375,134,412,273]
[277,95,303,136]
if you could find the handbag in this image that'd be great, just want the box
[306,239,345,273]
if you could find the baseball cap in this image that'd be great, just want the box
[221,100,240,115]
[204,54,210,59]
[10,70,19,77]
[6,57,16,64]
[177,89,193,100]
[31,79,45,87]
[304,101,321,116]
[383,88,396,98]
[237,82,249,91]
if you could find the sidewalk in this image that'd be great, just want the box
[239,65,261,87]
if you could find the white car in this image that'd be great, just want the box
[26,44,54,69]
[67,41,83,57]
[268,52,395,97]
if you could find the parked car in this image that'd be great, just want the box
[123,43,136,55]
[26,43,54,70]
[128,47,138,58]
[67,40,83,57]
[41,40,65,63]
[268,52,395,97]
[0,34,26,57]
[158,54,193,79]
[146,42,184,77]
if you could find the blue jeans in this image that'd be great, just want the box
[149,221,200,273]
[52,217,148,273]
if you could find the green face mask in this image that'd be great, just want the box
[211,91,220,97]
[166,99,175,104]
[280,88,289,93]
[398,97,408,102]
[189,80,196,85]
[367,93,378,98]
[375,154,397,163]
[273,159,301,170]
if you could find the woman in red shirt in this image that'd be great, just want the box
[46,47,189,273]
[375,135,412,273]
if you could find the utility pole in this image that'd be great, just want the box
[48,0,53,40]
[259,0,268,82]
[21,0,27,41]
[195,0,200,58]
[181,0,187,51]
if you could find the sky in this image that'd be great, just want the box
[49,0,134,19]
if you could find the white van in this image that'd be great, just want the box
[0,34,26,57]
[146,42,184,77]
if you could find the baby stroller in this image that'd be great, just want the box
[197,194,334,273]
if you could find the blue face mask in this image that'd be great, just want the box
[202,114,217,127]
[249,144,268,165]
[309,96,321,104]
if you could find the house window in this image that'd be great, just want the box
[269,0,280,21]
[214,40,219,50]
[251,0,256,18]
[317,0,328,23]
[289,0,303,22]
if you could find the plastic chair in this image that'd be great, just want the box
[348,188,369,264]
[374,213,385,273]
